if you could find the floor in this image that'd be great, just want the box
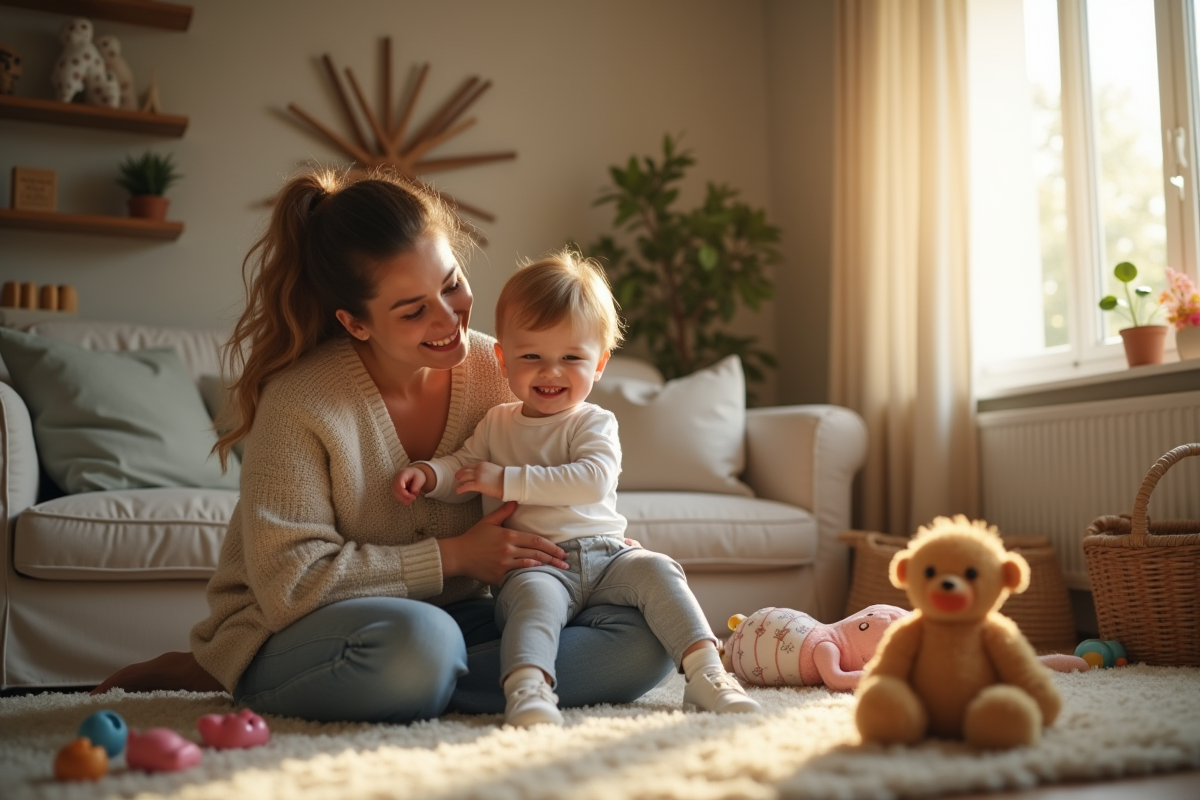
[948,769,1200,799]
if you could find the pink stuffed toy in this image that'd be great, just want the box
[197,709,270,749]
[722,604,909,691]
[125,728,202,772]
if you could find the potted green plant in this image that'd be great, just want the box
[1099,261,1165,367]
[585,135,779,395]
[116,151,182,221]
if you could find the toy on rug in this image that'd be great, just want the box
[50,18,119,107]
[78,709,127,758]
[126,727,203,772]
[723,604,909,691]
[198,709,271,749]
[54,737,108,781]
[854,515,1062,749]
[1074,638,1127,669]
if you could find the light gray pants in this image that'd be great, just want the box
[495,535,715,687]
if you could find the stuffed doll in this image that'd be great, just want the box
[854,515,1062,749]
[95,35,137,110]
[722,604,909,691]
[50,18,119,107]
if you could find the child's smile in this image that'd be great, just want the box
[495,318,610,418]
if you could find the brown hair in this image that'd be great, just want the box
[213,167,468,469]
[494,248,624,353]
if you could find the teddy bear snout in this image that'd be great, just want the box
[927,574,974,612]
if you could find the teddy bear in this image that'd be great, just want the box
[854,515,1062,749]
[723,604,909,691]
[0,42,21,95]
[50,18,119,108]
[95,35,137,110]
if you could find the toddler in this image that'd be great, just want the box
[393,249,760,726]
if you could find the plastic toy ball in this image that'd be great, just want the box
[126,728,202,773]
[78,709,128,758]
[54,737,108,781]
[1074,639,1128,669]
[197,708,270,749]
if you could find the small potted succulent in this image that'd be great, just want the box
[1160,267,1200,361]
[1098,261,1165,367]
[116,151,181,221]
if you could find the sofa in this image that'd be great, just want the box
[0,320,867,690]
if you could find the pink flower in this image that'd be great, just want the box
[1160,268,1200,329]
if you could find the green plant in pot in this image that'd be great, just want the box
[116,151,182,221]
[1099,261,1165,367]
[585,134,779,397]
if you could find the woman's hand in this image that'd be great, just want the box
[90,651,224,695]
[438,501,569,585]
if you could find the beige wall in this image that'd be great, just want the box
[0,0,837,406]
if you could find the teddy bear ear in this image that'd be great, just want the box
[889,552,911,589]
[1002,552,1031,594]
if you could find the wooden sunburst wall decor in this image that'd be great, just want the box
[286,37,516,233]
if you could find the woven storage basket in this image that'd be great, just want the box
[839,529,1077,654]
[1083,443,1200,667]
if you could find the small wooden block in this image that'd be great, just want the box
[11,167,57,212]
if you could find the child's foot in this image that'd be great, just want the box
[682,666,761,714]
[503,668,563,727]
[505,681,563,727]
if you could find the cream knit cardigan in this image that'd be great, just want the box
[191,330,513,692]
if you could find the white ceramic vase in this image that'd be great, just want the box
[1176,325,1200,361]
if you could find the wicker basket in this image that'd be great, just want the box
[1083,443,1200,667]
[840,529,1077,654]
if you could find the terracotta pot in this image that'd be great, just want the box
[1176,325,1200,361]
[1118,325,1167,367]
[128,195,169,221]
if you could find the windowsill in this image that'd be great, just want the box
[976,357,1200,413]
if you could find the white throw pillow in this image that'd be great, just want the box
[589,354,752,496]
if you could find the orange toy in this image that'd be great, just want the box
[54,737,108,781]
[854,515,1062,749]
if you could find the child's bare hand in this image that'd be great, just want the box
[455,461,504,499]
[392,467,426,505]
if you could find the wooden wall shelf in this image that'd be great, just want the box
[0,0,193,31]
[0,208,183,240]
[0,96,188,136]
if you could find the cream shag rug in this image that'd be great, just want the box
[2,666,1199,800]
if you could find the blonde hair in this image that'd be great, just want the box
[213,167,469,469]
[495,248,623,351]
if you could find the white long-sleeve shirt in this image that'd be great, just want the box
[420,402,626,543]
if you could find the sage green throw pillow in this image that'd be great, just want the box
[0,327,239,493]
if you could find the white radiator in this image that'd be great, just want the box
[978,390,1200,589]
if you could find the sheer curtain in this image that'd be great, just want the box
[830,0,978,536]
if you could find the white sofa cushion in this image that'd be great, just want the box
[13,488,237,581]
[591,355,752,497]
[617,491,816,571]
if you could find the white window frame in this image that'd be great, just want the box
[973,0,1200,396]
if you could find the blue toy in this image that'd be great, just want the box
[78,710,128,758]
[1074,639,1128,669]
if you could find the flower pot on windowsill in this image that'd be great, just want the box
[1119,325,1167,367]
[1176,326,1200,361]
[128,195,169,221]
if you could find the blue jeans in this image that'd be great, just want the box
[233,596,673,723]
[496,537,713,686]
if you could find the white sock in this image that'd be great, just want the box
[681,645,723,681]
[503,666,546,694]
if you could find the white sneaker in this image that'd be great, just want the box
[682,668,761,714]
[504,681,564,727]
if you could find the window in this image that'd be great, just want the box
[968,0,1200,393]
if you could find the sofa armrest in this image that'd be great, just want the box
[2,381,40,569]
[743,404,868,622]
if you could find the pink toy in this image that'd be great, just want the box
[723,604,909,691]
[197,709,270,749]
[125,728,202,773]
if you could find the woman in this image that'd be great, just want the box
[92,169,673,722]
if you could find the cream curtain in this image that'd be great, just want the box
[830,0,978,536]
